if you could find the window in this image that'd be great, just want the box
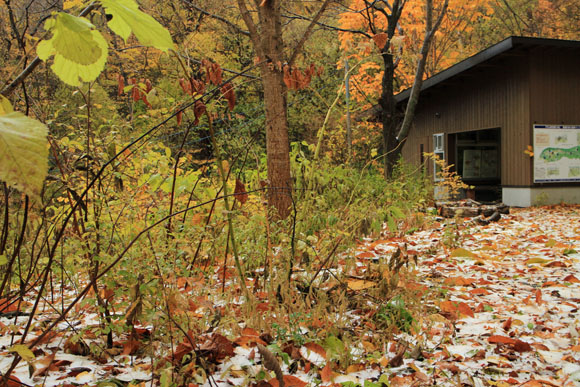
[433,133,445,181]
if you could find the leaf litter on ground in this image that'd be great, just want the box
[1,205,579,386]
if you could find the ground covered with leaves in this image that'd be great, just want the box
[1,205,579,387]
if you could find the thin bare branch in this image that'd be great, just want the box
[180,0,250,36]
[288,0,332,66]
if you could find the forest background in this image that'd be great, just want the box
[0,0,579,385]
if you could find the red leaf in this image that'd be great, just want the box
[141,93,152,109]
[193,100,206,125]
[502,317,513,332]
[564,274,580,283]
[132,85,141,102]
[176,110,183,126]
[221,82,236,111]
[179,78,191,95]
[535,289,543,305]
[234,179,248,205]
[513,339,533,352]
[117,74,125,96]
[200,333,235,363]
[191,79,205,95]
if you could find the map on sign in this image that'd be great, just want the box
[533,125,580,183]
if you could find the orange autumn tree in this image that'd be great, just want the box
[338,0,493,176]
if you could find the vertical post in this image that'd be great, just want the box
[344,59,352,161]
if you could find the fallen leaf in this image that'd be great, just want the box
[564,274,580,283]
[320,363,333,383]
[502,317,513,331]
[347,279,376,291]
[268,375,307,387]
[450,248,477,258]
[303,342,326,359]
[488,335,516,345]
[33,352,57,377]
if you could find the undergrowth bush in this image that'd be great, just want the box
[1,113,434,386]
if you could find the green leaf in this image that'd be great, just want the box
[0,112,49,198]
[386,214,397,233]
[323,335,344,360]
[390,206,405,220]
[9,344,35,362]
[99,0,173,52]
[37,13,108,86]
[0,254,7,265]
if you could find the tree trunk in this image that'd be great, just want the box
[380,50,401,178]
[236,0,293,219]
[260,66,292,219]
[257,0,292,219]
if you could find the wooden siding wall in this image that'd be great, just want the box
[529,49,580,129]
[402,55,532,186]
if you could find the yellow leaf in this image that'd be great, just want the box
[545,239,557,247]
[0,96,14,115]
[525,257,551,265]
[347,279,376,291]
[450,248,477,258]
[63,0,84,10]
[9,344,35,362]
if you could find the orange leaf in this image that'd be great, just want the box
[5,375,22,387]
[469,288,490,295]
[121,339,140,356]
[303,342,326,359]
[234,335,267,348]
[488,335,516,345]
[535,289,543,305]
[440,300,473,318]
[372,33,388,50]
[457,302,474,318]
[564,274,580,283]
[356,251,375,259]
[444,277,474,286]
[320,363,333,383]
[241,327,260,336]
[268,375,307,387]
[0,298,18,313]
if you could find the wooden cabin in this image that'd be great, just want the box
[398,36,580,206]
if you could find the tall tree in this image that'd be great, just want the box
[235,0,331,218]
[340,0,450,177]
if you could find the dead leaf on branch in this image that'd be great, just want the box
[372,33,388,50]
[234,179,248,205]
